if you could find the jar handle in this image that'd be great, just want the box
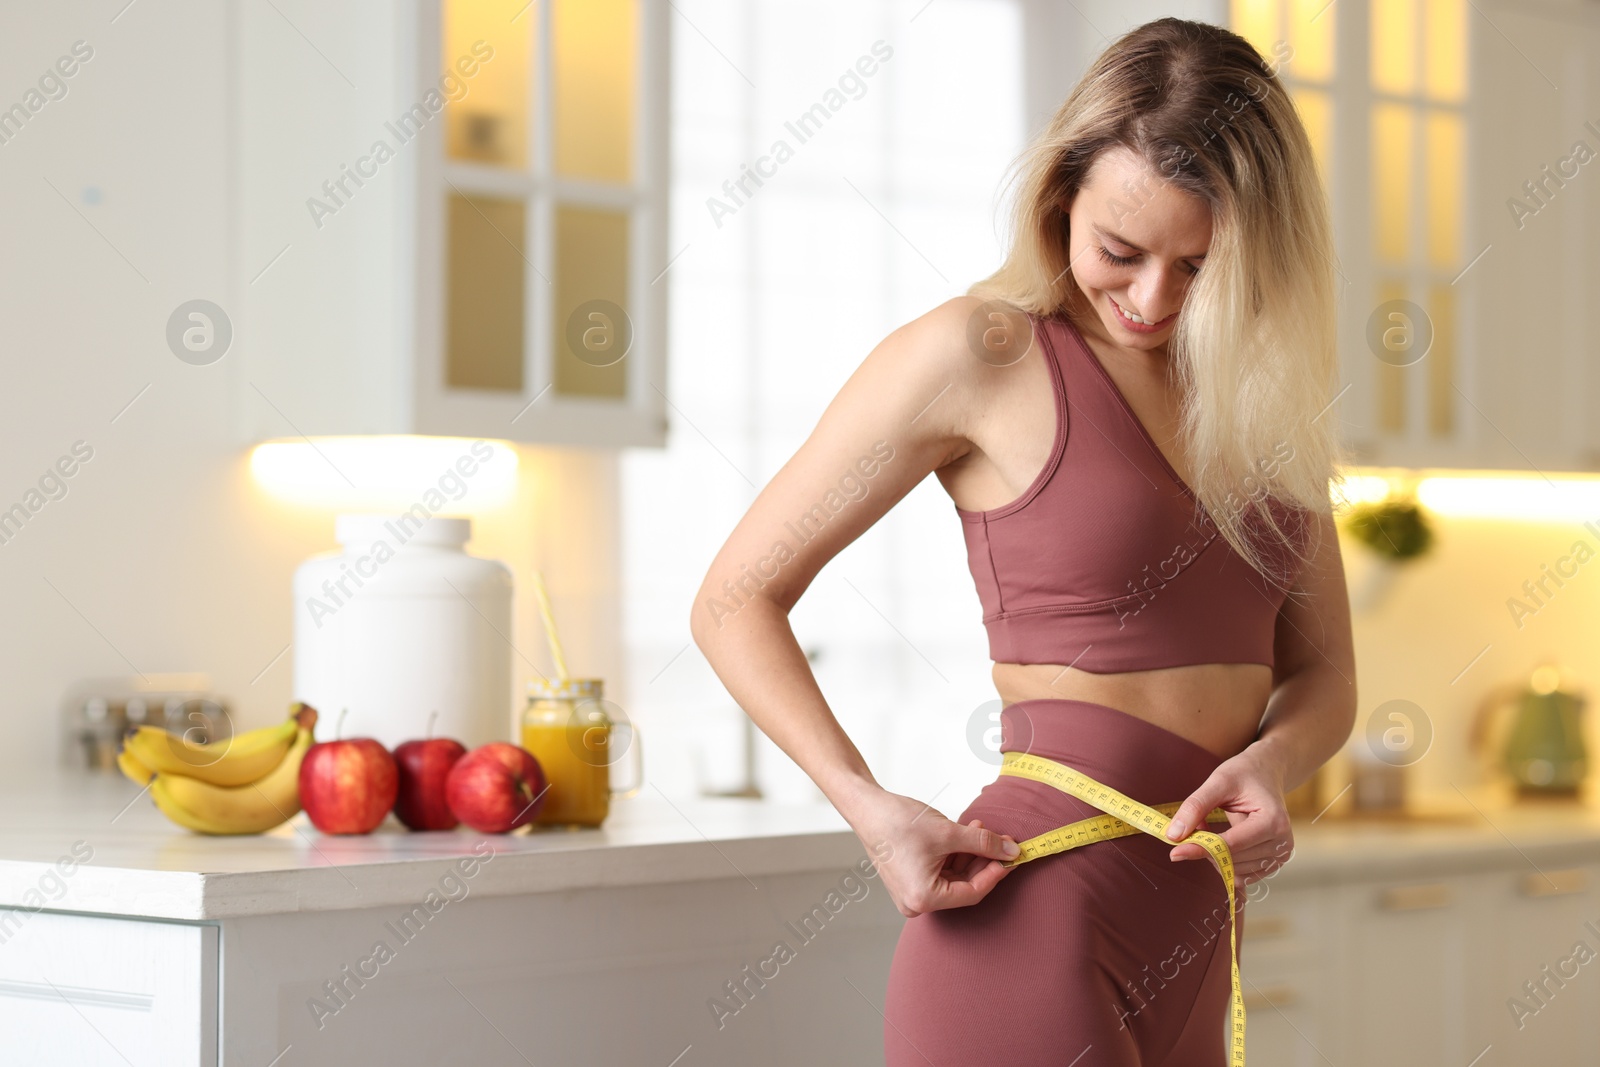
[610,722,643,798]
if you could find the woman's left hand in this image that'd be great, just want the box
[1164,742,1294,890]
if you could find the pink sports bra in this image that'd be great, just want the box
[955,312,1312,673]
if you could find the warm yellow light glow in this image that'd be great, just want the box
[1339,468,1600,522]
[1416,476,1600,521]
[1371,102,1414,265]
[250,437,520,511]
[1425,112,1464,270]
[553,0,636,183]
[1294,87,1333,188]
[1232,0,1333,83]
[1531,664,1561,695]
[1371,0,1417,95]
[443,0,533,167]
[1230,0,1277,64]
[1424,0,1467,103]
[1333,473,1396,508]
[1288,0,1334,82]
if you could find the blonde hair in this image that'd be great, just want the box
[971,17,1344,586]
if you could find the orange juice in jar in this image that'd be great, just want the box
[520,679,641,827]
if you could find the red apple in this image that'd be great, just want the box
[392,737,468,831]
[299,738,399,834]
[445,743,547,833]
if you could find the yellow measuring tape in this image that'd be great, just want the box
[997,749,1246,1067]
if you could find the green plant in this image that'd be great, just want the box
[1343,498,1435,561]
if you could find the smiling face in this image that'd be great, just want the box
[1066,145,1213,356]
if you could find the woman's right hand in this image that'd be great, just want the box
[850,788,1021,918]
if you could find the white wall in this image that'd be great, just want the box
[1338,514,1600,803]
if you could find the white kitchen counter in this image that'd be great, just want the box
[0,770,866,921]
[11,771,1600,921]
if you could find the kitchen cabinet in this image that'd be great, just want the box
[1335,874,1495,1064]
[1448,1,1600,473]
[0,910,217,1066]
[232,0,670,448]
[1474,863,1600,1063]
[1229,0,1600,472]
[1244,853,1600,1065]
[1235,886,1334,1067]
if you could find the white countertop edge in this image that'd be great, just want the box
[0,825,875,922]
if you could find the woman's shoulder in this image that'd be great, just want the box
[886,294,996,353]
[880,295,1045,378]
[850,297,974,399]
[837,296,1041,457]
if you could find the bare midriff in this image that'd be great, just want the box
[992,660,1272,761]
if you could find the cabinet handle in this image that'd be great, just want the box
[1243,915,1292,939]
[1521,869,1589,897]
[1243,984,1298,1009]
[1377,883,1453,911]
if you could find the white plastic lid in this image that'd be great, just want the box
[335,514,471,548]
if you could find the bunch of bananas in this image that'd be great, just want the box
[118,704,319,835]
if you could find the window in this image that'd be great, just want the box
[622,0,1026,803]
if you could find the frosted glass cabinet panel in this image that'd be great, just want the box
[553,206,631,400]
[446,193,528,392]
[443,0,533,168]
[553,0,636,183]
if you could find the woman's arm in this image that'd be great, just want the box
[1252,511,1359,792]
[1166,508,1358,885]
[690,296,1024,916]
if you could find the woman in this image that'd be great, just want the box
[691,18,1355,1066]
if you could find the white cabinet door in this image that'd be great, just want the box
[1472,864,1600,1064]
[1459,3,1600,472]
[1337,873,1496,1065]
[1239,961,1327,1067]
[1240,884,1335,1066]
[0,909,218,1067]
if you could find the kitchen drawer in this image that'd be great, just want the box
[1338,871,1497,1065]
[1240,961,1328,1067]
[0,908,217,1066]
[1239,883,1325,966]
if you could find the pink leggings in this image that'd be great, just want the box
[883,699,1245,1066]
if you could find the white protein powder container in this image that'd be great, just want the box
[292,515,513,750]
